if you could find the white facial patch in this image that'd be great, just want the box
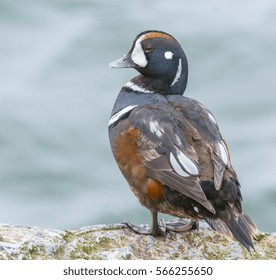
[149,120,164,137]
[170,150,199,177]
[171,58,182,87]
[108,105,138,127]
[131,38,148,68]
[164,51,174,60]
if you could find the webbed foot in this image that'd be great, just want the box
[165,219,199,232]
[123,220,166,236]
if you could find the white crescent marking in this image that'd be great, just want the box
[171,58,182,87]
[108,105,138,127]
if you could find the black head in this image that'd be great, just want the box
[110,30,188,95]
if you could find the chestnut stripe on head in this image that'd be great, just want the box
[141,31,177,42]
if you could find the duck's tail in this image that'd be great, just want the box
[204,207,258,252]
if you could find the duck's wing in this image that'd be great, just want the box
[128,104,218,213]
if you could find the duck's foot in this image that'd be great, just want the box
[165,219,199,232]
[123,219,166,236]
[123,219,198,236]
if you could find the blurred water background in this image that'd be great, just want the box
[0,0,275,232]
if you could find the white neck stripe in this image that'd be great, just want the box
[124,81,154,94]
[171,58,182,87]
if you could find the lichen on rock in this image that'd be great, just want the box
[0,221,275,260]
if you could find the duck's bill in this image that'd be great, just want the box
[109,53,136,68]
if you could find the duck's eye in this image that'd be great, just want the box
[145,47,154,53]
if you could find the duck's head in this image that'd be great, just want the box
[110,30,188,95]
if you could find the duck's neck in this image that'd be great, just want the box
[132,59,188,96]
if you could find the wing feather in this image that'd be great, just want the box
[211,149,226,190]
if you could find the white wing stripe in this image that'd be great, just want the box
[208,112,217,125]
[169,153,190,177]
[218,141,228,166]
[149,120,165,137]
[176,150,199,175]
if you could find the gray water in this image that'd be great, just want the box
[0,0,275,232]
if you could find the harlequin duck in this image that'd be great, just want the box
[108,30,257,251]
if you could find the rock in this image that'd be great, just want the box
[0,221,275,260]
